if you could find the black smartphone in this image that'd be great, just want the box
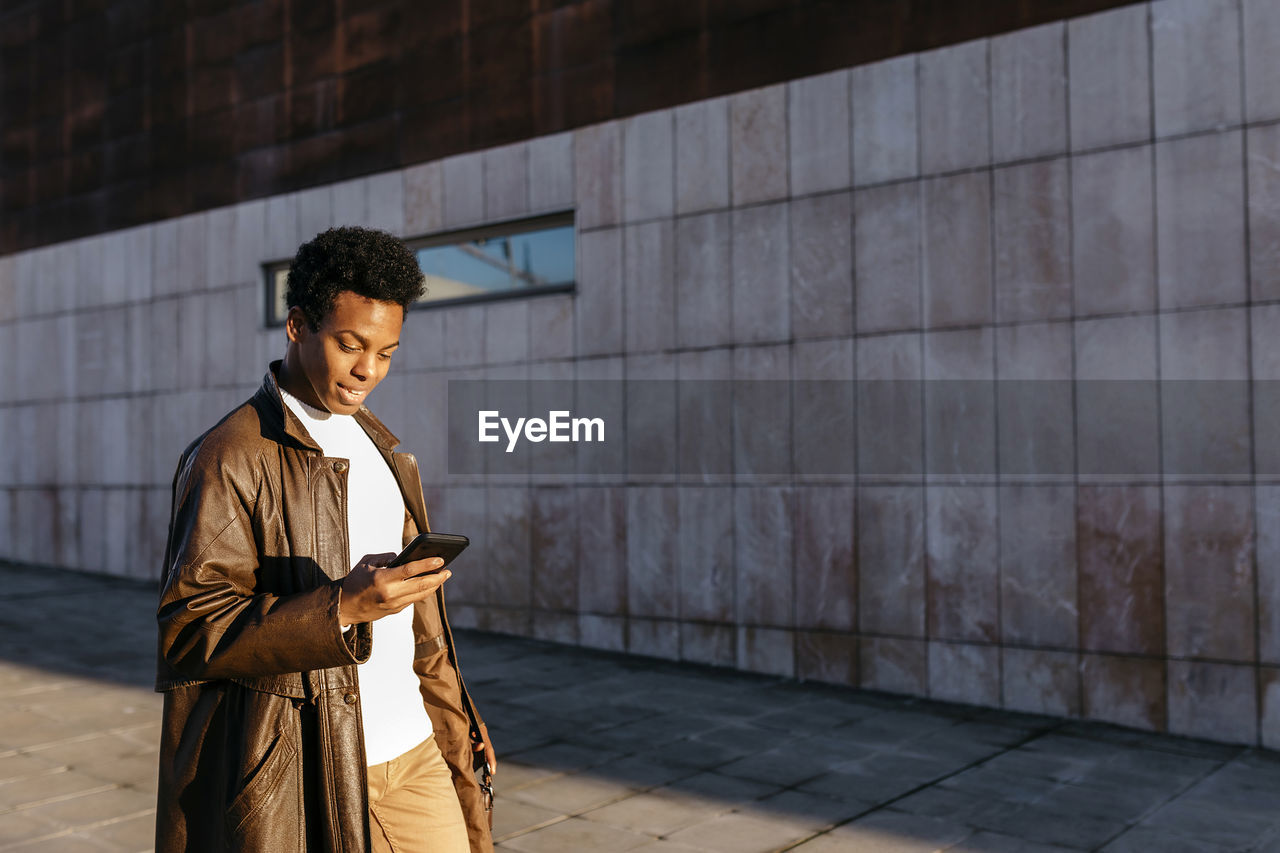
[385,532,470,574]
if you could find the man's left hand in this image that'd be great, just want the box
[474,729,497,773]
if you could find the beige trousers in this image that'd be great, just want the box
[367,736,470,853]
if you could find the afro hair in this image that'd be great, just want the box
[286,226,426,330]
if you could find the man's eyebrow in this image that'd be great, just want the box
[335,330,400,349]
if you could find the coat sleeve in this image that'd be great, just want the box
[157,441,371,681]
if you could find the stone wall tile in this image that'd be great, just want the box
[528,294,574,362]
[1152,0,1242,137]
[575,123,623,229]
[1244,0,1280,123]
[855,182,921,333]
[1067,4,1151,150]
[858,486,925,637]
[623,111,674,221]
[0,408,12,486]
[151,220,180,298]
[993,158,1071,322]
[205,207,237,291]
[735,486,793,626]
[529,132,574,213]
[919,40,990,174]
[624,220,675,353]
[487,485,531,611]
[860,637,927,695]
[1000,485,1078,647]
[443,303,486,367]
[681,624,736,668]
[1248,124,1280,302]
[624,352,676,484]
[1164,485,1255,661]
[229,202,262,290]
[531,486,577,612]
[204,289,240,387]
[627,486,678,618]
[852,54,918,185]
[398,304,445,372]
[331,176,368,226]
[990,22,1067,162]
[922,172,992,328]
[733,344,790,480]
[676,347,733,483]
[924,328,995,480]
[675,212,732,349]
[1168,660,1257,744]
[484,299,529,364]
[48,244,73,313]
[678,486,734,622]
[264,193,300,261]
[1260,486,1280,664]
[793,338,855,480]
[1075,316,1160,479]
[789,69,852,196]
[13,252,35,319]
[731,203,790,344]
[483,142,529,221]
[1160,308,1250,479]
[1078,485,1164,655]
[627,617,680,655]
[297,185,334,242]
[442,153,485,228]
[1156,131,1247,310]
[926,485,998,642]
[797,631,858,687]
[1081,654,1165,732]
[730,85,788,205]
[856,333,923,479]
[929,641,1000,706]
[532,612,578,645]
[794,486,856,631]
[581,614,626,653]
[576,227,624,356]
[528,359,577,483]
[0,257,14,322]
[1003,648,1080,717]
[404,161,444,236]
[435,487,487,604]
[675,97,731,215]
[1072,145,1157,316]
[791,192,853,340]
[738,626,794,677]
[366,170,405,235]
[74,235,105,310]
[996,322,1073,480]
[177,293,209,389]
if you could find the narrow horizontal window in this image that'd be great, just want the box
[262,211,575,327]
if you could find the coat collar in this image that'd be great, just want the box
[257,360,401,453]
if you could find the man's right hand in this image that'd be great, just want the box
[339,552,452,626]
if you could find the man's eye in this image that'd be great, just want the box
[378,352,392,361]
[339,343,359,353]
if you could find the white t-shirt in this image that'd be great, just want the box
[279,387,433,766]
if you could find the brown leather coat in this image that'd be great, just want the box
[155,364,492,852]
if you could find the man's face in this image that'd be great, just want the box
[285,290,404,415]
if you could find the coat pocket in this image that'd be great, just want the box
[225,726,299,841]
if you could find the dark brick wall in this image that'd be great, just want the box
[0,0,1143,254]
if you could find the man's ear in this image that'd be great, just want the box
[284,306,309,344]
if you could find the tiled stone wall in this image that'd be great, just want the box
[3,0,1280,746]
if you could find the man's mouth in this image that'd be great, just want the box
[337,384,367,404]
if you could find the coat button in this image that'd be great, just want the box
[344,692,357,705]
[333,461,348,473]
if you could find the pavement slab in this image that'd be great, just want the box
[4,560,1280,852]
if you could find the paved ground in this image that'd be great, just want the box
[3,562,1280,852]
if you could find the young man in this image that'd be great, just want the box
[155,227,495,852]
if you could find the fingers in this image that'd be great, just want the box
[394,556,445,580]
[358,551,398,569]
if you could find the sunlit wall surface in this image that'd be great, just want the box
[2,0,1279,748]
